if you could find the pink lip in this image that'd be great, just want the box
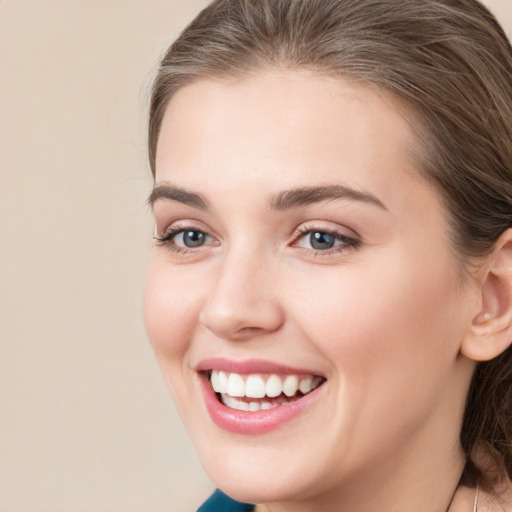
[197,368,326,435]
[196,357,323,376]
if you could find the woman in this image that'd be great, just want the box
[143,0,512,510]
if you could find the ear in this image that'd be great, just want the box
[461,229,512,362]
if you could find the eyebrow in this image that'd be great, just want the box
[148,182,209,210]
[269,184,387,211]
[148,182,387,211]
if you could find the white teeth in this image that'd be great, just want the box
[283,375,299,397]
[211,371,228,393]
[245,375,266,398]
[210,370,323,400]
[221,395,274,411]
[218,371,228,393]
[265,374,282,397]
[227,373,245,397]
[299,376,313,394]
[221,394,239,410]
[211,370,220,392]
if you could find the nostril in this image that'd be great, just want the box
[199,300,285,341]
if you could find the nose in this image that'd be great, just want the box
[199,250,285,341]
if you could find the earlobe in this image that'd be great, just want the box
[461,229,512,362]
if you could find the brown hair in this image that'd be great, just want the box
[148,0,512,488]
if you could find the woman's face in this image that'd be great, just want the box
[144,71,476,506]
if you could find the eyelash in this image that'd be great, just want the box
[291,226,361,256]
[153,224,361,256]
[153,223,214,254]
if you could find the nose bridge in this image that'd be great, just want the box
[199,243,283,340]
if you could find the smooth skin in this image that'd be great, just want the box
[144,71,512,512]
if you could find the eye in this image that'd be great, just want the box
[154,224,217,253]
[293,227,360,255]
[175,229,208,248]
[308,231,337,250]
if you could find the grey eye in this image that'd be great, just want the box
[309,231,335,250]
[180,230,207,247]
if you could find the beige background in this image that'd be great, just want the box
[0,1,510,511]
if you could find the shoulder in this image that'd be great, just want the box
[197,489,255,512]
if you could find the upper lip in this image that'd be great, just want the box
[195,357,325,377]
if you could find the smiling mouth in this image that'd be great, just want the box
[207,370,326,412]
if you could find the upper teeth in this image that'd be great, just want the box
[210,370,323,399]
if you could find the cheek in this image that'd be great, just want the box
[143,258,203,365]
[287,251,463,389]
[281,253,466,465]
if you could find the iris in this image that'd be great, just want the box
[183,230,206,247]
[310,231,335,250]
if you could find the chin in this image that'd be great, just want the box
[190,428,335,506]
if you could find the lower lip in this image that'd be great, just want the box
[199,373,325,435]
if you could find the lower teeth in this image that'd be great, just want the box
[219,393,302,411]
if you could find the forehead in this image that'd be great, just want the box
[156,71,426,208]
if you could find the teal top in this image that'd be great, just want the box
[197,489,255,511]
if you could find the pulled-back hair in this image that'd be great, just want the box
[148,0,512,488]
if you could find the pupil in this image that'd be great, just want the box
[310,231,334,250]
[184,230,205,247]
